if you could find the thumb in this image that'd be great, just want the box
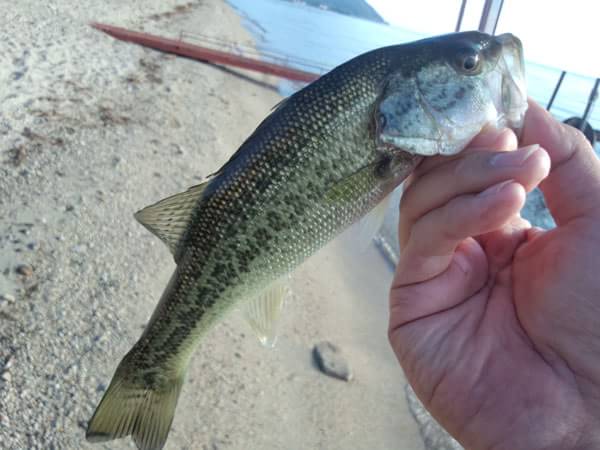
[520,100,600,225]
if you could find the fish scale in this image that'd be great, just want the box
[129,50,395,365]
[87,31,528,450]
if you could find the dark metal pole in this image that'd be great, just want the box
[580,78,600,130]
[546,70,566,111]
[455,0,468,32]
[478,0,504,35]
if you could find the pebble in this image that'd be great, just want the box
[312,341,352,381]
[27,241,39,251]
[171,143,185,155]
[0,413,9,427]
[15,263,33,277]
[0,293,15,304]
[2,371,11,382]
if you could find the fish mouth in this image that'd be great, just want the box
[494,33,528,136]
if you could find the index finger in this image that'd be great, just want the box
[520,99,600,224]
[413,126,518,179]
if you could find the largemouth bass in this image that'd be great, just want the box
[87,31,527,450]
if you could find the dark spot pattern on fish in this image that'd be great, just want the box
[454,86,466,99]
[125,40,426,376]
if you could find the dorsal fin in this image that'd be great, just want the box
[134,181,209,260]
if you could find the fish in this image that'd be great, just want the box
[86,31,527,450]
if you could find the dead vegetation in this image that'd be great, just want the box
[98,105,131,126]
[139,58,163,84]
[148,1,197,21]
[6,127,65,166]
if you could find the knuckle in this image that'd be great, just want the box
[562,122,593,153]
[398,196,412,221]
[452,155,469,176]
[399,186,418,222]
[440,223,462,243]
[439,201,465,241]
[452,152,486,178]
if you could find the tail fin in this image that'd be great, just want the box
[86,359,184,450]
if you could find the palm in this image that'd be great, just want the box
[399,225,592,449]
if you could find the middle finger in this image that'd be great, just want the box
[399,145,550,247]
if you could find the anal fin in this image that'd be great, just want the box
[243,279,290,348]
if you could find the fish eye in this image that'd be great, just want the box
[455,49,481,75]
[463,54,479,71]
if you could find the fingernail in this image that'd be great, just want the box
[479,179,515,197]
[490,144,540,167]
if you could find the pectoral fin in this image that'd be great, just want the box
[243,279,290,348]
[324,161,379,205]
[134,181,209,260]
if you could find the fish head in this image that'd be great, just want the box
[376,31,527,156]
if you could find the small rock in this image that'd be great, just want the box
[4,356,14,370]
[171,143,185,155]
[2,371,11,382]
[0,293,15,304]
[65,204,75,212]
[27,241,39,251]
[313,341,352,381]
[0,413,9,426]
[15,264,33,277]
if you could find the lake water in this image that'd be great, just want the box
[228,0,599,130]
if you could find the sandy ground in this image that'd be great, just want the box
[0,1,447,449]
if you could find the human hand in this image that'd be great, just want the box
[388,100,600,450]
